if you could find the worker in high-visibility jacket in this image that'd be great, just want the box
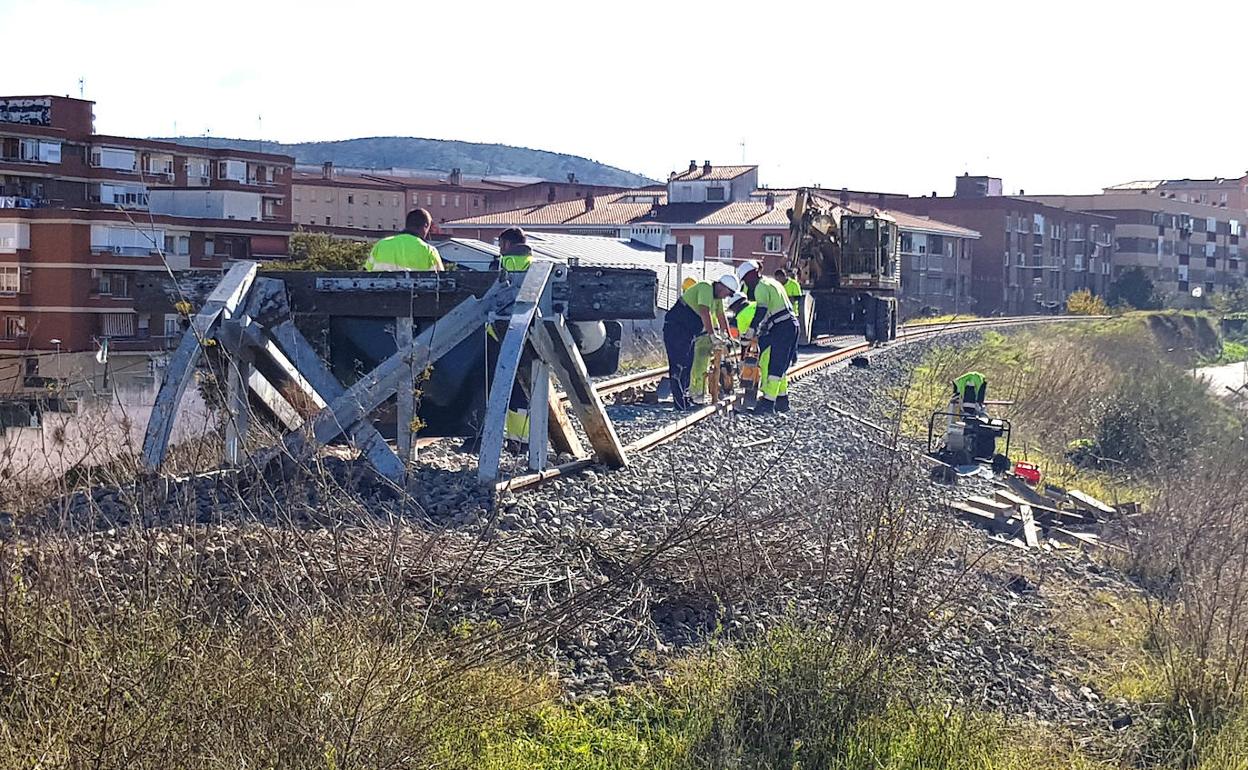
[737,260,798,413]
[663,274,738,410]
[365,208,444,271]
[491,227,535,450]
[775,268,803,319]
[733,297,771,394]
[952,370,987,413]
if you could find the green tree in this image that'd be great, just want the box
[1107,266,1160,310]
[280,229,371,271]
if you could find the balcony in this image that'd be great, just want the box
[0,196,50,210]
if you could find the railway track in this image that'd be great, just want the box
[509,315,1102,493]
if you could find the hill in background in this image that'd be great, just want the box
[151,136,654,187]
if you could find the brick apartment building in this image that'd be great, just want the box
[886,176,1115,314]
[0,95,294,378]
[442,161,978,313]
[1025,192,1245,307]
[291,163,626,239]
[1103,175,1248,216]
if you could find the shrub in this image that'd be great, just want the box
[1067,288,1110,316]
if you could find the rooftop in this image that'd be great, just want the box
[443,191,665,228]
[670,164,756,183]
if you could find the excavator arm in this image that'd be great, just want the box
[785,188,844,290]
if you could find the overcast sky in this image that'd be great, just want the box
[3,0,1246,195]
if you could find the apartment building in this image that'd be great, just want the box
[1103,175,1248,216]
[888,178,1115,314]
[0,95,294,376]
[1025,193,1244,307]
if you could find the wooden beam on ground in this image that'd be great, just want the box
[1017,501,1040,548]
[142,260,258,471]
[532,315,627,469]
[479,263,555,485]
[1068,489,1116,519]
[546,397,586,458]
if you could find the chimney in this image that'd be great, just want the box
[547,185,557,203]
[689,160,697,173]
[449,167,463,186]
[765,191,775,211]
[584,192,595,211]
[839,187,850,205]
[321,161,333,179]
[567,173,576,183]
[703,160,712,174]
[669,171,677,181]
[931,191,937,197]
[1019,188,1025,195]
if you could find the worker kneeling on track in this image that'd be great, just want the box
[664,273,739,410]
[737,260,798,414]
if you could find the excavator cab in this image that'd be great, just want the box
[839,214,898,287]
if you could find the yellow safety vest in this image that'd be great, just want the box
[365,233,443,271]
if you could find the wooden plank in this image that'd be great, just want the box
[246,368,303,430]
[1068,489,1116,518]
[396,316,415,464]
[994,488,1091,525]
[292,280,510,471]
[267,319,404,482]
[479,263,555,484]
[966,495,1014,513]
[546,397,586,458]
[533,315,627,469]
[1048,527,1104,549]
[142,260,257,471]
[1017,501,1041,548]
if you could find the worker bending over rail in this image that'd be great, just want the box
[365,208,444,271]
[738,260,798,414]
[664,274,738,410]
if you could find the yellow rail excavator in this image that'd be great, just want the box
[784,188,900,343]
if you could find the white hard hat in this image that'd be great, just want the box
[715,273,740,294]
[727,292,748,307]
[735,260,760,283]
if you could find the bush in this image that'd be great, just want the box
[278,228,371,270]
[1108,267,1161,310]
[1067,288,1110,316]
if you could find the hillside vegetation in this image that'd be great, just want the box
[152,136,654,187]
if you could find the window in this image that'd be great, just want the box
[362,194,369,206]
[347,217,353,226]
[0,266,20,293]
[392,195,400,207]
[204,237,215,256]
[325,217,332,226]
[717,234,734,258]
[1207,217,1217,233]
[347,194,354,204]
[763,234,783,253]
[1004,250,1010,266]
[453,195,460,207]
[706,186,725,202]
[1179,280,1190,292]
[3,315,26,338]
[1207,257,1217,268]
[363,217,369,227]
[473,197,480,208]
[440,195,447,206]
[164,315,181,337]
[426,194,433,205]
[1205,281,1215,294]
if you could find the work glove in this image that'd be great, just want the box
[740,326,757,342]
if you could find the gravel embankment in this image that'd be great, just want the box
[29,329,1139,736]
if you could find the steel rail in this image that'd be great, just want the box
[499,314,1107,494]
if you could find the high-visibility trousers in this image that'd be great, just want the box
[759,317,798,402]
[691,335,713,398]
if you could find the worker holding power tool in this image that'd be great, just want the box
[737,260,797,414]
[663,274,738,410]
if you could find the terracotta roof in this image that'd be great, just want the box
[874,209,980,238]
[363,173,514,193]
[292,171,402,189]
[443,191,665,228]
[670,164,756,182]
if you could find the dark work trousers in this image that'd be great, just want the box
[759,316,799,382]
[663,300,703,410]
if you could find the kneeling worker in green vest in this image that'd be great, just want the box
[495,227,535,450]
[365,208,444,271]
